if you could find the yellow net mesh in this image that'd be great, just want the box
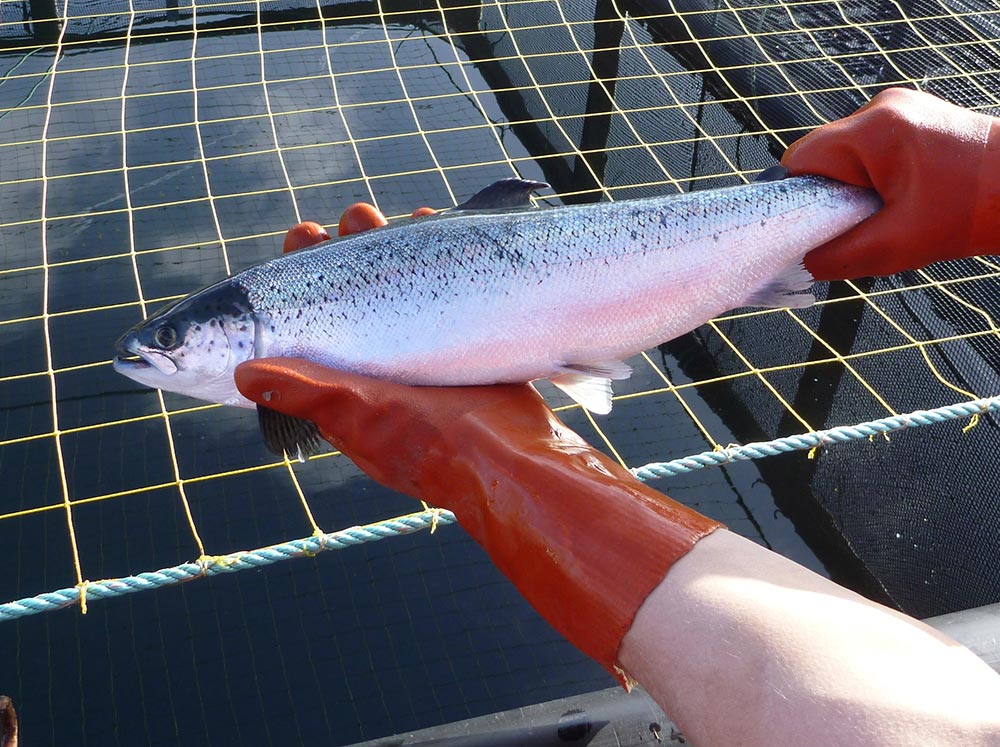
[2,0,999,606]
[1,0,1000,738]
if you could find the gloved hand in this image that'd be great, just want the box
[782,87,1000,280]
[236,204,722,686]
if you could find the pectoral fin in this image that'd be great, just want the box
[257,405,323,462]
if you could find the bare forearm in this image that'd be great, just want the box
[620,529,1000,746]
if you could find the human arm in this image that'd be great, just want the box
[782,87,1000,280]
[622,529,1000,746]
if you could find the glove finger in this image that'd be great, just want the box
[804,208,912,280]
[783,134,876,189]
[283,222,330,253]
[234,358,374,420]
[338,202,388,236]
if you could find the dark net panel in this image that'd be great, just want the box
[0,0,318,41]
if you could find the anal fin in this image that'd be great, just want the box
[257,405,324,462]
[743,261,816,309]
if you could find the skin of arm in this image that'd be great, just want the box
[621,529,1000,746]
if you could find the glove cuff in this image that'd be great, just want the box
[969,118,1000,255]
[420,414,722,688]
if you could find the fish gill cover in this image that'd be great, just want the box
[0,0,999,745]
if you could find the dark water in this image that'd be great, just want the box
[0,10,830,746]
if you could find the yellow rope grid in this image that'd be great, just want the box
[35,0,85,606]
[1,0,999,608]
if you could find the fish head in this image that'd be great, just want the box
[113,280,257,406]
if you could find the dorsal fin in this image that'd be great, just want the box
[453,178,549,211]
[754,165,790,182]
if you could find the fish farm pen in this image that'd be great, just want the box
[1,0,1000,744]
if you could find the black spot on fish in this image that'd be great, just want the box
[209,319,216,327]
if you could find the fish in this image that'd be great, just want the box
[114,175,880,458]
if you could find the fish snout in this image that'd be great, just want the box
[113,331,179,377]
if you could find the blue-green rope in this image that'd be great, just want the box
[1,393,997,623]
[0,510,456,622]
[631,394,1000,481]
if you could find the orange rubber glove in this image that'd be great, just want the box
[782,87,1000,280]
[282,221,330,252]
[237,206,722,686]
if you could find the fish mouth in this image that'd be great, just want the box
[113,334,178,376]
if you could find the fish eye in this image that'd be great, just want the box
[154,325,178,349]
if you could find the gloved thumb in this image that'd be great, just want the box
[234,358,466,493]
[235,358,369,423]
